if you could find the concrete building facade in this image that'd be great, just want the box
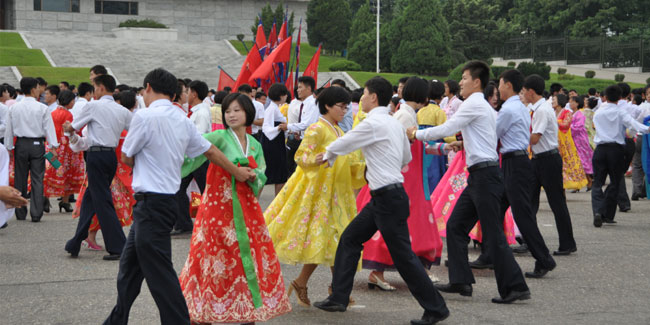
[0,0,308,41]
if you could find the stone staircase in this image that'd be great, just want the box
[0,67,18,85]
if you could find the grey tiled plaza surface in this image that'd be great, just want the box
[2,181,650,324]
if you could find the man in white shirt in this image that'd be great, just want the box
[70,82,93,119]
[104,68,254,325]
[408,61,529,304]
[524,74,577,256]
[315,76,449,325]
[44,85,59,113]
[4,77,59,222]
[238,84,264,141]
[171,80,211,236]
[281,76,319,175]
[63,74,132,260]
[591,85,650,227]
[615,83,638,212]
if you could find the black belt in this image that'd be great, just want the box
[16,137,44,141]
[532,148,559,159]
[89,146,115,152]
[502,150,528,159]
[370,183,403,197]
[596,142,624,148]
[134,192,173,201]
[468,160,499,172]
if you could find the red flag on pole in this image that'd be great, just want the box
[285,70,294,98]
[293,19,302,85]
[217,68,235,91]
[248,37,292,85]
[234,43,263,89]
[268,22,277,49]
[255,21,267,50]
[278,19,287,45]
[302,44,321,85]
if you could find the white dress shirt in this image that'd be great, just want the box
[497,95,530,153]
[0,144,14,227]
[529,98,558,154]
[71,95,132,148]
[593,102,649,145]
[68,127,90,152]
[122,99,212,194]
[251,100,265,134]
[47,102,58,113]
[415,92,497,167]
[392,103,417,129]
[70,97,88,120]
[262,101,286,141]
[618,99,641,120]
[637,101,650,123]
[325,106,411,190]
[136,95,146,110]
[287,94,319,136]
[287,98,303,124]
[0,103,7,138]
[4,97,58,150]
[189,102,211,134]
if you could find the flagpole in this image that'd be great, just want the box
[217,65,235,80]
[319,78,332,89]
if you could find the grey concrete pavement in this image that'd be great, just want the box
[1,181,650,324]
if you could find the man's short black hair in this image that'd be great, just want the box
[549,82,563,94]
[605,85,622,102]
[237,84,253,94]
[555,94,568,108]
[569,89,577,94]
[214,90,228,104]
[116,84,131,93]
[617,82,631,98]
[58,90,75,106]
[462,60,490,90]
[445,80,460,95]
[364,76,393,107]
[398,76,409,85]
[351,88,363,103]
[59,81,69,88]
[402,77,429,104]
[633,94,643,105]
[93,74,116,92]
[223,86,232,93]
[221,93,256,128]
[523,74,545,95]
[268,83,289,101]
[499,69,524,93]
[174,79,185,103]
[90,65,108,76]
[45,85,60,98]
[331,79,346,88]
[254,91,267,100]
[77,82,93,97]
[143,68,177,98]
[118,91,137,110]
[428,80,445,102]
[298,76,316,92]
[189,80,209,100]
[588,88,597,96]
[587,97,599,109]
[317,86,351,115]
[20,77,39,95]
[36,77,47,86]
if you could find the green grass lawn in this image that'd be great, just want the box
[17,66,90,87]
[547,73,644,94]
[229,40,343,72]
[0,48,50,67]
[0,32,28,48]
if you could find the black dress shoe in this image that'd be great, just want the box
[553,247,577,256]
[411,311,450,325]
[16,216,26,221]
[64,241,79,258]
[0,222,7,229]
[593,213,603,228]
[469,258,493,269]
[170,228,193,236]
[103,253,121,261]
[602,217,617,224]
[31,217,42,223]
[619,207,630,212]
[491,290,531,304]
[434,283,472,297]
[512,244,529,254]
[313,299,346,312]
[631,193,641,201]
[525,267,550,278]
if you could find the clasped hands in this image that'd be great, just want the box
[234,167,257,183]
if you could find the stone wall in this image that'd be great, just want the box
[11,0,308,41]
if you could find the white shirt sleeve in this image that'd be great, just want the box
[69,127,90,152]
[122,113,148,158]
[71,101,94,131]
[324,119,376,164]
[622,109,650,134]
[415,104,475,141]
[262,105,281,140]
[287,101,319,133]
[496,107,513,139]
[184,121,212,158]
[3,106,12,149]
[43,109,59,148]
[531,109,548,135]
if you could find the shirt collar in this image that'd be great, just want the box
[504,95,520,105]
[530,98,546,112]
[77,97,88,103]
[100,95,114,101]
[149,99,173,109]
[191,102,203,112]
[23,97,36,102]
[368,106,390,116]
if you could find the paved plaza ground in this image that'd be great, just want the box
[1,182,650,324]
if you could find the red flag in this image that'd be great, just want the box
[234,43,263,89]
[285,70,294,99]
[217,68,235,91]
[303,44,321,85]
[324,81,331,88]
[268,22,277,49]
[278,19,287,44]
[255,21,267,50]
[294,19,302,85]
[248,37,292,85]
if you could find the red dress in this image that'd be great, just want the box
[72,130,134,231]
[44,107,84,197]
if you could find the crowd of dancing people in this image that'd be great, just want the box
[0,61,649,324]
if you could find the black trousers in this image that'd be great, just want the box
[446,166,528,298]
[592,143,625,220]
[480,155,555,270]
[286,138,301,175]
[615,137,635,209]
[329,186,448,318]
[14,137,45,220]
[531,152,577,251]
[173,161,209,231]
[104,194,190,325]
[66,150,125,255]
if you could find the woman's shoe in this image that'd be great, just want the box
[367,273,396,291]
[59,202,73,213]
[570,189,580,193]
[428,273,440,283]
[287,280,310,307]
[82,240,103,251]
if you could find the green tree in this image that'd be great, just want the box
[387,0,452,74]
[306,0,352,52]
[347,2,375,70]
[251,1,295,38]
[442,0,501,61]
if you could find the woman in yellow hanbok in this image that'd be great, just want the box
[553,94,588,190]
[264,87,365,307]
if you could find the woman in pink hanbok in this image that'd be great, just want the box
[569,96,593,191]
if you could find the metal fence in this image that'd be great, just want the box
[499,37,650,72]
